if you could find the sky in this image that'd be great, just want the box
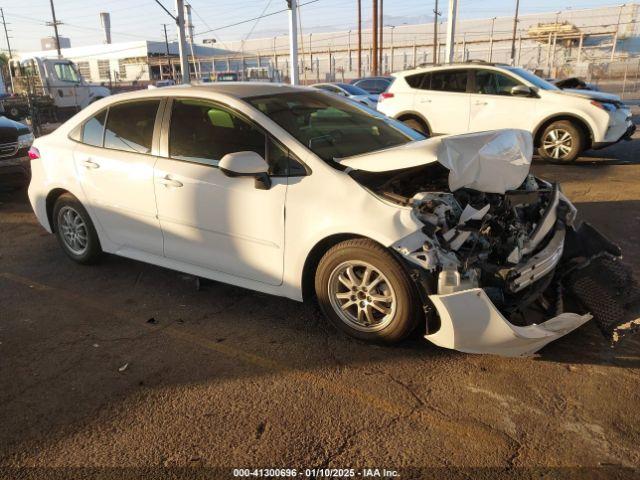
[1,0,629,53]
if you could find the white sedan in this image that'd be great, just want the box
[27,83,638,356]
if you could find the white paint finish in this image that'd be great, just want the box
[73,144,163,256]
[154,158,287,286]
[427,288,592,356]
[379,64,629,145]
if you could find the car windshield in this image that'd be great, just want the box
[507,67,559,91]
[247,91,422,161]
[337,83,369,96]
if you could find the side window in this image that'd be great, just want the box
[169,99,265,167]
[54,63,80,83]
[429,69,468,93]
[475,70,522,95]
[81,110,107,147]
[104,100,160,154]
[357,80,374,91]
[267,138,307,177]
[405,73,425,88]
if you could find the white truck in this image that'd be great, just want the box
[2,57,110,122]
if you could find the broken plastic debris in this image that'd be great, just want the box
[458,204,490,225]
[118,363,129,372]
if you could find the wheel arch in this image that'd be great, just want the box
[301,233,376,302]
[533,114,594,150]
[45,188,72,232]
[395,111,432,135]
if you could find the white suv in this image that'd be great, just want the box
[378,63,635,162]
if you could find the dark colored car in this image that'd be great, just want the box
[0,115,34,189]
[350,76,393,94]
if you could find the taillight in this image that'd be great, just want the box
[379,92,394,102]
[28,146,40,160]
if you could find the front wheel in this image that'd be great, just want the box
[538,121,584,162]
[53,193,103,264]
[315,239,420,343]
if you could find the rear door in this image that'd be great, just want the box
[73,99,164,255]
[412,69,471,135]
[468,69,536,132]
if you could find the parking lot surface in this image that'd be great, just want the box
[1,129,639,479]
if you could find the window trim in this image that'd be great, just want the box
[68,98,164,156]
[160,97,310,177]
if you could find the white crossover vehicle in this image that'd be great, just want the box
[377,63,635,162]
[27,84,639,356]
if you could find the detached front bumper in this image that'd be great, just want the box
[422,222,640,357]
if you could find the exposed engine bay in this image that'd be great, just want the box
[350,155,640,355]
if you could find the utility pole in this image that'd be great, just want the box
[287,0,299,85]
[510,0,520,65]
[0,8,11,58]
[174,0,190,84]
[610,3,625,62]
[357,0,362,77]
[432,0,440,64]
[444,0,457,63]
[488,16,496,62]
[372,0,378,75]
[47,0,62,57]
[378,0,383,73]
[162,23,171,80]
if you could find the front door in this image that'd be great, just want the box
[48,60,90,110]
[73,99,164,255]
[154,98,287,286]
[468,69,536,133]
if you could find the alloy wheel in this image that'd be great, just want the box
[58,206,89,255]
[327,260,397,332]
[542,128,573,160]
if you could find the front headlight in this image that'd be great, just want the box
[17,132,35,149]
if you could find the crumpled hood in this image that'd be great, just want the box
[338,129,534,194]
[557,88,622,103]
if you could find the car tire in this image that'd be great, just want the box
[315,238,420,344]
[401,117,429,136]
[53,193,103,264]
[538,120,584,162]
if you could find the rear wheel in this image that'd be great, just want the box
[53,193,102,264]
[315,239,419,343]
[401,117,429,136]
[538,120,584,162]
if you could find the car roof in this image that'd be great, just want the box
[392,63,511,78]
[105,82,311,103]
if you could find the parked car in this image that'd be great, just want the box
[311,82,378,108]
[0,115,34,189]
[351,76,393,95]
[377,64,635,162]
[27,84,639,356]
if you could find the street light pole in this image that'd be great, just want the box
[444,0,458,63]
[432,0,440,64]
[287,0,299,85]
[372,0,378,75]
[510,0,520,65]
[357,0,362,77]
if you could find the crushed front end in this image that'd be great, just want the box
[352,130,640,356]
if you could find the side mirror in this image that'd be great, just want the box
[511,85,533,97]
[219,151,271,190]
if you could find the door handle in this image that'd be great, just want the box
[158,175,183,188]
[82,159,100,169]
[474,100,488,106]
[419,99,432,103]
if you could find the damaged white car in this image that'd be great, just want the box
[27,84,640,356]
